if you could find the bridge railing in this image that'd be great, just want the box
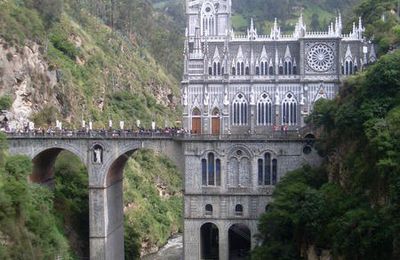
[4,129,313,141]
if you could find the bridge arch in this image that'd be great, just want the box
[92,140,182,260]
[30,145,87,184]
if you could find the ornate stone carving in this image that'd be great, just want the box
[307,43,335,72]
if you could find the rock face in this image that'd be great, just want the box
[0,38,58,129]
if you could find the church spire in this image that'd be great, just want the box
[247,18,257,40]
[270,18,281,40]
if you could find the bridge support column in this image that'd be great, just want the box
[89,181,124,260]
[219,226,229,260]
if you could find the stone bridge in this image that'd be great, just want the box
[6,131,317,260]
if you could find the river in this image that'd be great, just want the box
[141,235,183,260]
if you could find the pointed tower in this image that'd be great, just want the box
[186,0,232,37]
[247,18,258,40]
[270,18,281,39]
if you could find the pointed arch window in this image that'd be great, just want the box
[282,93,297,125]
[201,4,216,36]
[284,59,292,75]
[269,65,274,75]
[257,93,273,126]
[258,152,278,185]
[201,152,221,186]
[245,66,250,75]
[213,62,217,76]
[232,66,236,75]
[255,66,260,75]
[279,65,283,75]
[261,62,265,75]
[345,59,353,75]
[232,94,248,126]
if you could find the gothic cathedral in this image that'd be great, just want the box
[182,1,375,259]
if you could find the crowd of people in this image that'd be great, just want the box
[2,126,190,138]
[1,121,303,139]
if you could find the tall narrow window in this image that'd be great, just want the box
[264,153,271,185]
[261,62,265,75]
[272,159,278,185]
[258,159,263,185]
[282,93,297,126]
[213,62,217,76]
[257,152,278,186]
[202,159,207,186]
[216,159,221,186]
[257,93,273,126]
[208,153,215,186]
[232,67,236,75]
[202,153,221,186]
[232,94,248,126]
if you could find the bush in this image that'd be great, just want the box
[0,95,13,110]
[50,33,79,60]
[32,105,59,127]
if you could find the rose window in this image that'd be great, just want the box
[307,44,335,72]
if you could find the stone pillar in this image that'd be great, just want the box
[219,224,229,260]
[89,153,124,260]
[89,181,124,260]
[184,220,200,260]
[89,187,107,260]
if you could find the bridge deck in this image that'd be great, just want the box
[5,131,313,142]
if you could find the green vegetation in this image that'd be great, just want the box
[254,32,400,260]
[54,152,89,258]
[353,0,400,54]
[0,133,72,259]
[231,0,360,32]
[0,0,180,128]
[0,95,12,111]
[124,150,183,258]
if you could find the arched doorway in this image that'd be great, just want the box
[201,222,219,259]
[192,107,202,134]
[229,224,251,259]
[211,108,221,135]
